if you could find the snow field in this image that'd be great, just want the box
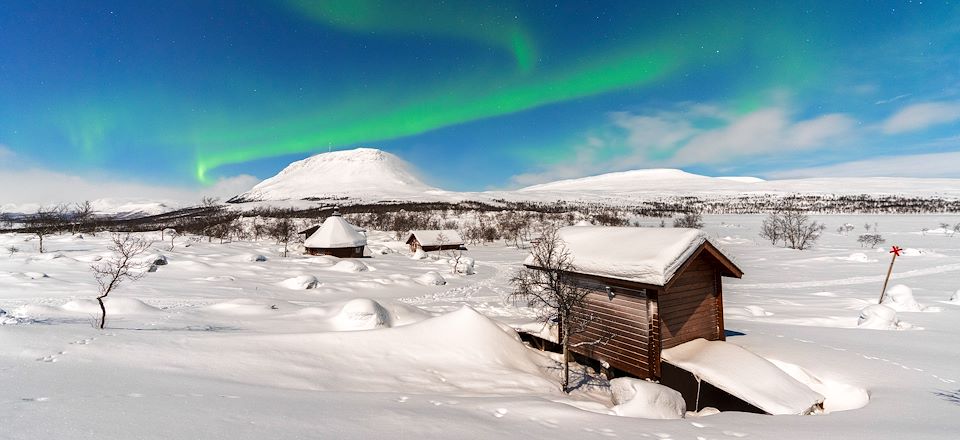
[2,214,960,439]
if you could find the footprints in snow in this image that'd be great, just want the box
[36,337,97,363]
[763,329,958,385]
[35,351,65,363]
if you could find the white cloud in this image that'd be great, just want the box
[874,93,911,105]
[766,151,960,179]
[0,166,260,210]
[882,101,960,134]
[671,109,855,164]
[510,105,857,187]
[0,144,14,159]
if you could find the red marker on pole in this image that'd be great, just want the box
[879,246,902,304]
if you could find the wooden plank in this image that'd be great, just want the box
[574,325,651,346]
[582,290,649,307]
[581,303,649,324]
[582,296,648,311]
[661,301,715,318]
[669,274,716,288]
[666,282,715,295]
[578,320,651,342]
[574,344,650,367]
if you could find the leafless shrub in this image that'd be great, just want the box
[91,233,152,329]
[857,233,885,248]
[673,210,704,229]
[759,210,825,250]
[510,225,610,392]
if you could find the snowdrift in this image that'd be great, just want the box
[661,338,824,415]
[610,378,686,419]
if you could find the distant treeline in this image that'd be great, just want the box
[1,194,958,241]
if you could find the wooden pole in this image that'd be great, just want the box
[879,246,901,304]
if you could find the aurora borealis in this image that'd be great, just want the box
[2,1,960,193]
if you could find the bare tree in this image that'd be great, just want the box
[857,233,885,248]
[673,210,704,229]
[24,208,57,253]
[200,196,220,208]
[72,201,94,233]
[510,226,608,393]
[759,210,825,250]
[269,217,296,257]
[91,234,152,329]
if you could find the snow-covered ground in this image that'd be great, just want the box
[2,215,959,439]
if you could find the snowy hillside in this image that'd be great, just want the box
[229,149,960,209]
[518,169,960,198]
[231,148,454,202]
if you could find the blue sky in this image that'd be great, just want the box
[1,0,960,200]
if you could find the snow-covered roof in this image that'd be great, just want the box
[408,230,464,247]
[662,338,824,415]
[304,215,367,249]
[524,226,720,286]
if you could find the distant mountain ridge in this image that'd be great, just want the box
[230,147,960,205]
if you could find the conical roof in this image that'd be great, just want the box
[304,214,367,248]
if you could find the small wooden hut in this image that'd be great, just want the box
[303,210,367,258]
[406,230,465,252]
[523,226,743,381]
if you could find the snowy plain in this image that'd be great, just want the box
[2,215,959,439]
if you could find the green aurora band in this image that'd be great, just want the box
[285,0,537,72]
[8,2,824,185]
[193,46,680,182]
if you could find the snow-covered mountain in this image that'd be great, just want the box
[231,148,451,202]
[518,170,960,198]
[518,169,754,193]
[230,147,960,207]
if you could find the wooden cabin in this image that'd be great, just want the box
[523,227,743,381]
[406,230,465,252]
[303,210,367,258]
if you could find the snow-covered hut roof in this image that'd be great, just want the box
[661,338,824,415]
[407,230,464,247]
[524,226,737,286]
[304,215,367,249]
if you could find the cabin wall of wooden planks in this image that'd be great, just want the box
[568,277,654,378]
[659,254,723,349]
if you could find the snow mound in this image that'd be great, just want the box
[950,289,960,303]
[882,284,923,312]
[858,304,903,330]
[19,272,49,280]
[454,256,476,275]
[307,255,339,265]
[661,338,824,415]
[841,253,876,263]
[204,299,283,316]
[367,244,393,255]
[769,360,870,413]
[61,298,161,315]
[610,378,686,419]
[410,248,428,260]
[332,298,393,331]
[0,307,15,325]
[415,271,447,286]
[329,260,368,273]
[900,248,937,257]
[248,254,268,262]
[150,254,168,266]
[281,275,320,290]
